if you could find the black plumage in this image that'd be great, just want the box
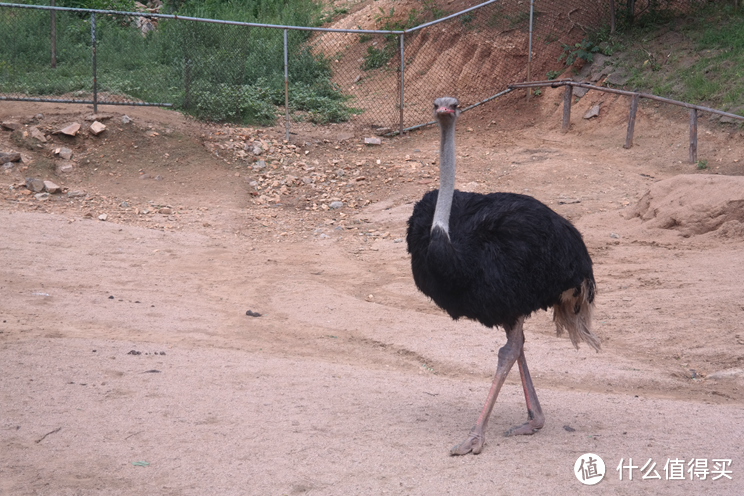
[407,189,595,330]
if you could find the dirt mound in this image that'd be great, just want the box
[627,174,744,238]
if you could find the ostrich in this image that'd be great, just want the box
[406,97,599,456]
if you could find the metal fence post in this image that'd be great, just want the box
[50,0,56,68]
[689,109,698,163]
[399,33,405,136]
[526,0,534,101]
[284,29,289,142]
[91,12,97,114]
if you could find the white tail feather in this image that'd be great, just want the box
[553,279,600,351]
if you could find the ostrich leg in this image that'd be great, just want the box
[504,349,545,436]
[450,317,525,456]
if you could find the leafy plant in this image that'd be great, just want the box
[546,70,561,80]
[696,159,708,170]
[559,39,601,66]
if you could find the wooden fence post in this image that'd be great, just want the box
[689,109,698,164]
[623,93,639,149]
[561,85,573,132]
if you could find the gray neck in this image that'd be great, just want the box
[432,119,456,237]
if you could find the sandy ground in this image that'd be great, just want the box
[2,87,744,495]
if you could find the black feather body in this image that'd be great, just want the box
[406,189,595,329]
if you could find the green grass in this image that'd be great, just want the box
[0,0,359,125]
[602,3,744,112]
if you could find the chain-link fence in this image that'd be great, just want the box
[0,1,623,134]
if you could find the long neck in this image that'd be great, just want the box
[432,119,456,237]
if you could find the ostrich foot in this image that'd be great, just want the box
[504,418,543,437]
[450,429,485,456]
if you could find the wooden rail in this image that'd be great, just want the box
[508,80,744,163]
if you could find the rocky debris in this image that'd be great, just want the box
[1,121,21,131]
[121,115,132,124]
[329,201,343,209]
[34,192,50,201]
[158,207,172,214]
[364,137,382,145]
[67,190,86,198]
[29,126,47,142]
[0,151,22,164]
[98,213,108,221]
[25,178,45,193]
[584,103,601,119]
[56,161,74,175]
[89,121,107,136]
[54,147,73,160]
[253,160,267,170]
[85,113,113,121]
[56,123,81,136]
[43,180,60,194]
[245,310,262,317]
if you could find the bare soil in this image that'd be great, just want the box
[2,86,744,495]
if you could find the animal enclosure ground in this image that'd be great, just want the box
[1,88,744,495]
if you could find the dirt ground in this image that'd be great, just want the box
[2,85,744,495]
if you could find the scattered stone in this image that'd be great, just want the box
[139,173,151,180]
[85,113,113,121]
[98,213,108,221]
[67,190,86,198]
[610,232,620,239]
[57,123,81,136]
[319,233,330,239]
[56,161,74,175]
[707,368,744,380]
[43,180,60,193]
[2,162,13,171]
[1,121,22,131]
[89,121,107,136]
[0,151,21,163]
[563,425,576,432]
[145,130,159,137]
[34,113,44,120]
[245,310,262,317]
[34,192,50,201]
[573,86,589,98]
[55,147,73,160]
[158,207,172,214]
[605,68,630,86]
[121,115,132,124]
[120,201,129,208]
[583,103,601,119]
[253,160,267,170]
[252,144,263,156]
[127,350,142,355]
[25,178,45,192]
[364,137,382,145]
[153,175,163,181]
[329,201,343,209]
[393,238,403,243]
[335,169,345,177]
[29,126,47,142]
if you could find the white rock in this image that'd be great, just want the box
[43,180,60,193]
[98,213,108,221]
[89,121,106,136]
[58,123,81,136]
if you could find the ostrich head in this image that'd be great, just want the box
[434,97,460,124]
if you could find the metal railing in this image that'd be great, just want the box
[509,79,744,163]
